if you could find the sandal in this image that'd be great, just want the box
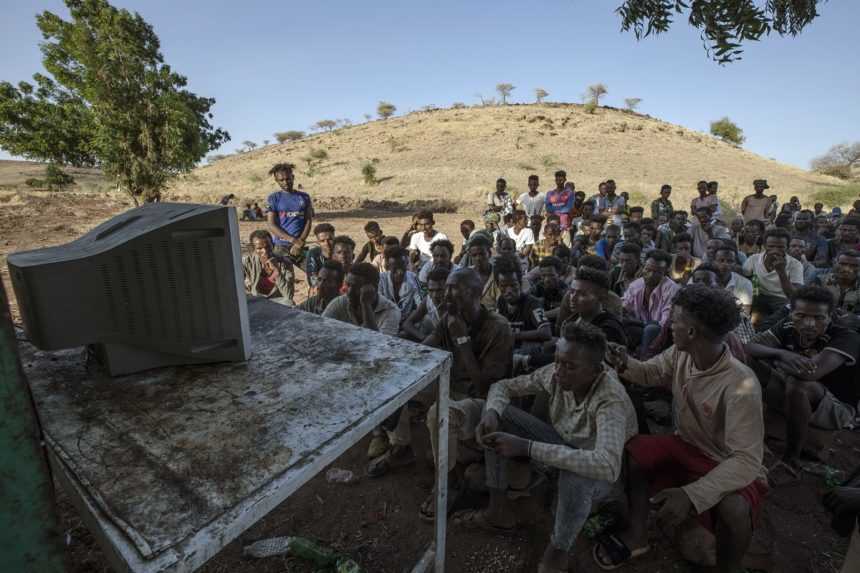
[592,532,650,570]
[367,433,390,459]
[366,446,416,478]
[418,486,461,523]
[451,508,516,533]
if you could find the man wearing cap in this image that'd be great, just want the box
[741,180,775,224]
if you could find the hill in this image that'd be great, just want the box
[167,103,848,213]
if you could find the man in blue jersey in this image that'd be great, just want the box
[266,163,314,260]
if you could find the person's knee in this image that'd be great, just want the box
[426,403,439,432]
[716,494,750,530]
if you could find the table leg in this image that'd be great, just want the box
[434,366,450,573]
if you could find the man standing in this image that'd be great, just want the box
[266,163,314,259]
[545,170,575,231]
[621,250,680,355]
[690,180,718,218]
[517,175,546,220]
[746,287,859,476]
[689,206,731,260]
[487,178,514,216]
[743,228,804,329]
[407,210,448,266]
[460,323,637,573]
[740,179,775,224]
[600,180,626,226]
[707,180,723,221]
[598,285,766,572]
[322,262,401,335]
[650,184,674,223]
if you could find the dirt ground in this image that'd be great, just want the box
[2,191,857,572]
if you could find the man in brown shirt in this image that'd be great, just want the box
[741,179,775,224]
[595,284,767,572]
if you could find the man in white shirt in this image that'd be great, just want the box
[517,174,546,219]
[407,209,448,266]
[507,211,535,263]
[743,228,804,330]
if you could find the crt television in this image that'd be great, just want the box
[7,203,251,376]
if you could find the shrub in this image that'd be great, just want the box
[207,154,227,163]
[451,102,466,109]
[241,140,257,151]
[709,117,745,145]
[810,183,860,208]
[586,83,608,105]
[275,130,305,143]
[811,142,860,180]
[583,101,597,114]
[309,148,328,161]
[25,178,45,188]
[624,97,641,111]
[362,162,378,185]
[44,164,75,191]
[313,120,337,132]
[377,101,396,119]
[496,83,515,104]
[535,88,549,104]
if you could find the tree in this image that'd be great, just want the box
[362,162,377,185]
[624,97,642,111]
[313,119,337,132]
[242,140,257,152]
[363,113,372,122]
[616,0,822,64]
[811,142,860,180]
[496,83,515,105]
[710,117,745,145]
[262,139,270,146]
[207,154,227,163]
[275,130,305,143]
[535,88,549,104]
[377,101,396,119]
[586,83,608,105]
[0,0,229,203]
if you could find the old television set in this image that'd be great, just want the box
[7,203,251,376]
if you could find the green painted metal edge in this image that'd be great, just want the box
[0,280,66,573]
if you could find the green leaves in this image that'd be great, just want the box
[616,0,822,63]
[0,0,229,202]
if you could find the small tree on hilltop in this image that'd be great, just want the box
[624,97,642,111]
[275,130,305,143]
[313,119,337,132]
[535,88,549,104]
[710,117,745,145]
[242,140,257,152]
[496,83,515,105]
[587,83,608,105]
[377,101,396,119]
[811,142,860,180]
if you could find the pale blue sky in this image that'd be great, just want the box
[2,1,858,169]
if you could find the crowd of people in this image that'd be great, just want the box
[241,162,860,573]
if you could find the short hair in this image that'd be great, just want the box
[629,206,645,215]
[646,249,672,267]
[249,229,272,245]
[604,223,621,234]
[383,245,408,262]
[498,236,517,250]
[697,180,708,187]
[574,266,609,291]
[623,222,641,232]
[528,174,539,181]
[708,180,718,189]
[496,177,507,184]
[268,162,295,175]
[671,284,740,339]
[448,267,484,294]
[790,236,807,246]
[591,215,608,226]
[578,254,609,272]
[350,262,380,287]
[320,259,344,280]
[416,209,434,222]
[763,228,791,245]
[468,235,493,252]
[790,286,834,311]
[554,170,567,178]
[673,210,688,218]
[426,239,453,257]
[673,232,693,245]
[746,219,766,232]
[314,223,335,236]
[461,219,476,230]
[693,262,720,276]
[583,200,596,208]
[538,256,564,273]
[364,221,382,233]
[561,321,607,365]
[427,266,452,283]
[332,235,356,250]
[552,244,572,259]
[382,236,400,248]
[618,242,642,258]
[641,224,657,236]
[839,217,860,231]
[660,184,672,192]
[493,255,522,282]
[798,209,814,217]
[714,243,737,260]
[513,209,529,222]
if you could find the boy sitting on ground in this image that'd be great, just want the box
[451,322,637,573]
[599,284,767,572]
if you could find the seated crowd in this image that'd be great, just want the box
[241,162,860,573]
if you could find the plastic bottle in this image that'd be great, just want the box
[336,557,366,573]
[326,467,357,484]
[751,273,760,297]
[287,537,339,566]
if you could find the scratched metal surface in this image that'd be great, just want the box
[20,298,449,559]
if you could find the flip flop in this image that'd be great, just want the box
[451,508,516,534]
[592,532,650,571]
[366,446,416,478]
[418,486,461,523]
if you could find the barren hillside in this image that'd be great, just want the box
[167,103,844,212]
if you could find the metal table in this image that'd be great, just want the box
[20,298,452,573]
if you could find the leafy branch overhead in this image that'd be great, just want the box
[615,0,823,63]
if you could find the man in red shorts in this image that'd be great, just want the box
[596,284,767,573]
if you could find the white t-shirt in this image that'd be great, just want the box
[408,231,448,261]
[507,226,535,250]
[517,192,546,218]
[725,272,754,308]
[742,253,804,298]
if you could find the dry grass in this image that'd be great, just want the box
[165,103,846,211]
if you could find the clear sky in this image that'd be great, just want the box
[2,0,858,169]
